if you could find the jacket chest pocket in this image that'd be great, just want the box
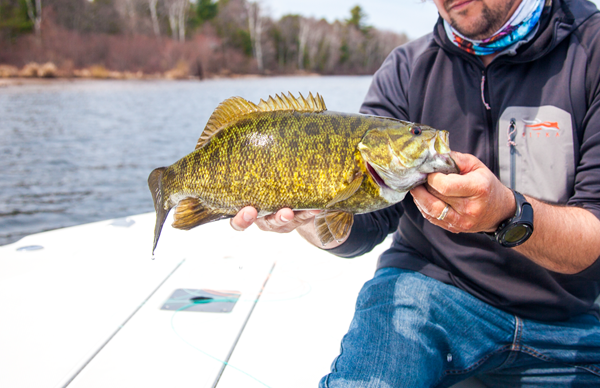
[498,106,574,204]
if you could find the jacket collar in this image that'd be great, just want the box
[432,0,599,65]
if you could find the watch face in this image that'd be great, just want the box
[503,225,529,245]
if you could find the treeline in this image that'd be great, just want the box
[0,0,409,78]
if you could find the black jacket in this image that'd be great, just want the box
[331,0,600,321]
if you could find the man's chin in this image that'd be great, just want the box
[450,16,496,41]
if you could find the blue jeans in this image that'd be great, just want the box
[319,268,600,387]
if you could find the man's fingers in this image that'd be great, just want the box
[427,172,481,198]
[411,185,461,232]
[257,208,294,230]
[292,209,321,223]
[255,209,320,232]
[230,206,257,231]
[231,206,320,233]
[450,151,482,174]
[411,185,442,218]
[427,153,490,198]
[412,186,446,218]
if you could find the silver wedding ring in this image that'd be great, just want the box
[437,204,450,221]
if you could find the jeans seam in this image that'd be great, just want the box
[443,315,525,376]
[495,315,524,369]
[324,334,346,387]
[512,316,524,350]
[443,345,512,375]
[520,345,600,377]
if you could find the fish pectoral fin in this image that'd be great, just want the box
[326,172,363,208]
[172,198,231,230]
[314,213,335,246]
[314,210,354,246]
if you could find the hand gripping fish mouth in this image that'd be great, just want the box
[148,92,459,254]
[358,126,458,201]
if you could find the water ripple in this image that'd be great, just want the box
[0,77,372,245]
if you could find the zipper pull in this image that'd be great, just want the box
[481,73,491,110]
[508,118,517,147]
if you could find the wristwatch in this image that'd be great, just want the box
[483,190,534,247]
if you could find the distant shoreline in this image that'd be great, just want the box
[0,73,331,88]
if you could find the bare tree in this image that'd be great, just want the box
[297,17,329,72]
[25,0,42,40]
[115,0,138,33]
[246,1,264,72]
[272,15,299,71]
[324,21,343,73]
[298,17,309,70]
[149,0,161,38]
[364,29,408,72]
[305,19,328,71]
[178,0,189,41]
[167,0,189,41]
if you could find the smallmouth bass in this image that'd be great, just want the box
[148,92,458,253]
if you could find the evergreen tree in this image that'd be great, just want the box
[196,0,217,25]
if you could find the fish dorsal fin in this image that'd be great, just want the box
[195,92,327,149]
[172,197,231,230]
[326,171,363,208]
[314,210,354,246]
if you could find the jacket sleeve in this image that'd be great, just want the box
[328,47,413,258]
[569,21,600,280]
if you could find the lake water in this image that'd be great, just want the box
[0,76,373,246]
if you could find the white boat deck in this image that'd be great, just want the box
[5,212,590,387]
[0,213,387,388]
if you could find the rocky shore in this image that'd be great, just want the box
[0,62,322,87]
[0,61,201,81]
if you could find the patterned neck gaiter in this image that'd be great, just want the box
[443,0,545,56]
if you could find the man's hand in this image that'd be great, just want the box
[411,151,600,274]
[230,207,348,249]
[410,151,516,234]
[230,207,319,234]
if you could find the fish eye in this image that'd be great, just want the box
[411,126,422,135]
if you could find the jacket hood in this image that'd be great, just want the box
[433,0,599,64]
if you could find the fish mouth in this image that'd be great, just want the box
[366,162,391,190]
[434,153,459,175]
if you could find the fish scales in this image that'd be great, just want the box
[164,111,376,213]
[148,92,458,253]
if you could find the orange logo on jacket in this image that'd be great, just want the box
[522,119,560,138]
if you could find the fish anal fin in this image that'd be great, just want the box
[195,92,327,150]
[326,171,363,208]
[172,198,231,230]
[314,210,354,246]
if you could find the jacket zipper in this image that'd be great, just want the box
[508,118,517,189]
[481,70,496,174]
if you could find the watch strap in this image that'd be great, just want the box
[483,190,534,246]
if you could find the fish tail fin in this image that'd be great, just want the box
[148,167,171,255]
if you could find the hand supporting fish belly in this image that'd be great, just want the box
[148,92,458,254]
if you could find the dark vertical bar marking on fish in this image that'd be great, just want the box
[302,120,322,137]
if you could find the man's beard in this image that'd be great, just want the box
[448,0,519,40]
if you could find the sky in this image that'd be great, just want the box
[263,0,600,40]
